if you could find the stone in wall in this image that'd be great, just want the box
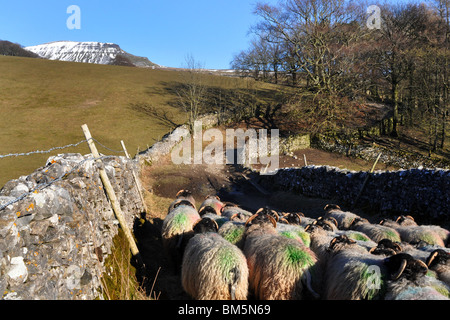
[0,153,144,300]
[258,165,450,224]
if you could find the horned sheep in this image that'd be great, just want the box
[161,199,201,270]
[243,209,320,300]
[350,217,402,243]
[323,204,361,230]
[383,253,449,300]
[181,217,249,300]
[380,216,449,247]
[322,235,389,300]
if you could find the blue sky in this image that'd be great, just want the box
[0,0,416,69]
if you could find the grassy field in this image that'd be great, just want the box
[0,55,281,187]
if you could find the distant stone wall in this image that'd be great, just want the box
[0,153,144,300]
[258,165,450,224]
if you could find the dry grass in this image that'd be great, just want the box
[0,55,279,186]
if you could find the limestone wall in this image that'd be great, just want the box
[0,153,144,300]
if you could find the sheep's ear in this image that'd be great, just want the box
[379,219,385,225]
[255,208,264,214]
[215,195,221,201]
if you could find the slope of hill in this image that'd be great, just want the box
[25,41,159,68]
[0,55,279,186]
[0,40,40,58]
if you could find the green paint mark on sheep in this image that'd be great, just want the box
[223,228,244,245]
[419,233,438,245]
[298,231,311,247]
[361,265,385,300]
[217,247,239,282]
[348,232,370,242]
[385,230,401,242]
[173,213,189,229]
[285,245,314,268]
[433,284,450,298]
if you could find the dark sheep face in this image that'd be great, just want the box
[426,249,449,269]
[384,253,428,281]
[193,218,219,234]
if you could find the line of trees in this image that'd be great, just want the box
[231,0,449,151]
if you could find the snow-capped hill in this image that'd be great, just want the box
[24,41,158,67]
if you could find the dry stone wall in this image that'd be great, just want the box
[0,153,144,300]
[258,165,450,224]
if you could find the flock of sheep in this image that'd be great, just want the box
[160,190,450,300]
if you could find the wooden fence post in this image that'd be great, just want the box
[352,153,382,210]
[121,140,149,215]
[81,124,141,258]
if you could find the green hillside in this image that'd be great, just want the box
[0,55,275,186]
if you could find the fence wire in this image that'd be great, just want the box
[0,155,116,212]
[0,135,128,212]
[0,140,89,159]
[0,138,125,160]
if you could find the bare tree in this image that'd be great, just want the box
[176,54,207,132]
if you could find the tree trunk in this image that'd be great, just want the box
[392,81,400,137]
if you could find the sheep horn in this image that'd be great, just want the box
[328,217,338,228]
[176,189,190,197]
[391,259,407,280]
[268,214,277,228]
[324,204,341,211]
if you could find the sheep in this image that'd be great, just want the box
[390,215,450,246]
[288,212,317,228]
[243,209,320,300]
[350,217,402,243]
[168,189,196,212]
[221,204,253,222]
[282,212,303,225]
[380,218,446,247]
[426,249,450,287]
[322,235,389,300]
[198,195,224,216]
[323,204,361,230]
[181,218,249,300]
[161,201,201,271]
[383,253,449,300]
[369,238,403,256]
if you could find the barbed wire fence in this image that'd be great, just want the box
[0,132,128,212]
